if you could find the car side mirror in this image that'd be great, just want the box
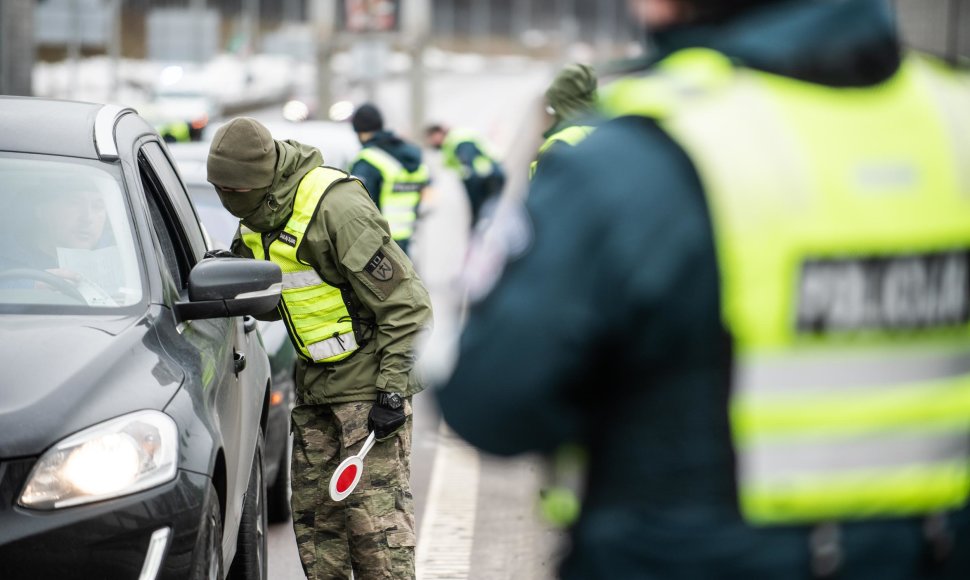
[174,258,281,322]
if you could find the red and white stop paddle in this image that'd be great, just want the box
[329,431,376,501]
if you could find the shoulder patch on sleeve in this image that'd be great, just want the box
[365,249,395,282]
[354,244,407,301]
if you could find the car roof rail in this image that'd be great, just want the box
[94,104,136,161]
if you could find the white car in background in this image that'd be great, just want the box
[201,120,361,172]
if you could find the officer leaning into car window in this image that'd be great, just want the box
[206,117,433,580]
[436,0,970,578]
[348,103,431,257]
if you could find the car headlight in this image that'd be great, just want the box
[19,410,178,510]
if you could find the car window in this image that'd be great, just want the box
[185,182,239,248]
[140,142,209,259]
[0,154,145,310]
[138,148,196,290]
[143,178,186,290]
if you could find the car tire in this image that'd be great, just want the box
[228,431,268,580]
[192,481,224,580]
[267,433,291,523]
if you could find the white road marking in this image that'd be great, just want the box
[416,423,481,580]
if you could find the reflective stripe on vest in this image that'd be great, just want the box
[604,48,970,525]
[241,167,360,364]
[529,125,595,179]
[442,129,497,179]
[355,147,429,241]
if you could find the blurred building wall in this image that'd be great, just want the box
[146,8,221,62]
[118,0,633,57]
[0,0,34,95]
[34,0,111,47]
[895,0,970,59]
[431,0,633,54]
[30,0,970,63]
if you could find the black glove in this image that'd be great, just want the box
[203,249,239,260]
[368,392,407,440]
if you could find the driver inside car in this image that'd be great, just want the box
[0,188,115,302]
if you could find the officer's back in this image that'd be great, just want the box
[437,0,970,578]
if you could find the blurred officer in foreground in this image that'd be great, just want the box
[350,104,431,256]
[529,63,598,181]
[437,0,970,578]
[207,118,433,580]
[425,124,506,227]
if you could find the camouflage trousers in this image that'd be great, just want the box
[291,399,416,580]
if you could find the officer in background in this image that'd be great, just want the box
[425,124,506,227]
[207,118,433,580]
[349,104,431,256]
[437,0,970,578]
[157,119,204,143]
[529,63,598,181]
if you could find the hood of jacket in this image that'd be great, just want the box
[650,0,901,87]
[245,139,324,232]
[364,130,424,173]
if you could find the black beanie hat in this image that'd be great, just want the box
[352,104,384,133]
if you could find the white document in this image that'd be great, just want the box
[56,246,123,305]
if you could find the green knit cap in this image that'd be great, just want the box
[207,117,278,189]
[546,63,598,121]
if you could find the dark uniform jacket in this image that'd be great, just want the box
[436,0,970,578]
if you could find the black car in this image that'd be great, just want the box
[167,141,298,524]
[0,97,283,580]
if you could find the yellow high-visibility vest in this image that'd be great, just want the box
[242,167,362,364]
[354,147,430,242]
[604,48,970,525]
[441,129,498,179]
[158,121,191,143]
[529,125,594,180]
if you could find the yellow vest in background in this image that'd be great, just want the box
[354,147,430,242]
[605,49,970,525]
[442,129,499,179]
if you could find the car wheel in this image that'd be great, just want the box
[267,433,291,523]
[228,431,268,580]
[192,481,224,580]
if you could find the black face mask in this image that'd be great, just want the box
[216,186,266,217]
[216,185,286,233]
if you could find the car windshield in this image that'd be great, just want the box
[0,154,144,311]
